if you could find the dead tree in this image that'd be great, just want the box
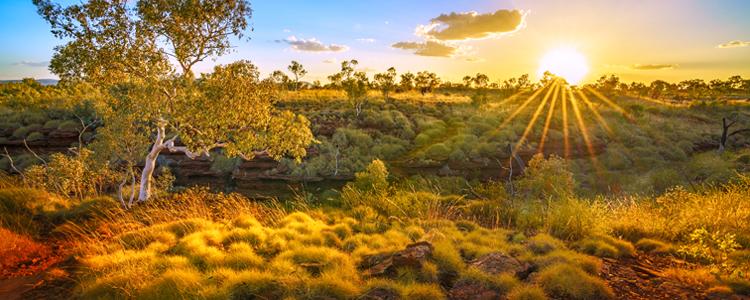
[719,117,750,153]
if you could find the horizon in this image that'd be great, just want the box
[1,0,749,84]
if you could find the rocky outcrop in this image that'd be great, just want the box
[469,252,532,279]
[448,280,504,300]
[361,241,434,277]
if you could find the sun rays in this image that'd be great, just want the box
[494,76,644,174]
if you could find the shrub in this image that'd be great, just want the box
[26,131,44,142]
[537,264,614,300]
[43,119,62,129]
[57,120,81,131]
[11,126,31,139]
[517,154,575,200]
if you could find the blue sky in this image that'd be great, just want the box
[1,0,749,83]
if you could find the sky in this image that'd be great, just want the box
[1,0,749,84]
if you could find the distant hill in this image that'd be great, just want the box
[0,79,59,86]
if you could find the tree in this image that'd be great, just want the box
[287,60,307,91]
[649,80,672,99]
[332,60,368,116]
[374,67,397,100]
[270,70,290,89]
[516,74,530,90]
[719,113,750,153]
[399,72,415,91]
[472,73,490,89]
[36,0,314,203]
[415,71,440,95]
[462,75,473,88]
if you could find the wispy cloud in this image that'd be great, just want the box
[717,40,750,48]
[631,64,678,70]
[14,61,49,67]
[276,36,349,52]
[356,38,376,43]
[322,58,337,64]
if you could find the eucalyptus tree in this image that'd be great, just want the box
[287,61,307,91]
[415,71,440,95]
[35,0,314,203]
[399,72,415,91]
[331,60,368,117]
[373,67,397,100]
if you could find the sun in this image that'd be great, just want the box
[538,47,589,85]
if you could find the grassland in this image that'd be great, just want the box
[1,80,750,299]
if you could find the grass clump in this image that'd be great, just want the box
[456,267,520,296]
[724,278,750,296]
[635,238,674,254]
[575,234,635,258]
[527,233,566,255]
[537,263,614,300]
[401,283,447,300]
[533,249,602,275]
[508,285,549,300]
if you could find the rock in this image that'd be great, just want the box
[469,252,531,278]
[362,241,434,277]
[360,287,401,300]
[448,280,503,300]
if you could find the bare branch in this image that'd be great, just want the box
[2,147,24,181]
[23,139,47,166]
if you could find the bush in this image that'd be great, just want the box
[43,119,63,129]
[26,132,44,142]
[537,264,614,300]
[517,154,575,200]
[57,120,81,131]
[12,126,31,139]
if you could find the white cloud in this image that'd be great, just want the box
[717,40,750,48]
[277,36,349,52]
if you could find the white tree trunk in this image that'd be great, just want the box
[138,123,167,202]
[137,146,160,201]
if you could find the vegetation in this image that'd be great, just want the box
[0,0,749,299]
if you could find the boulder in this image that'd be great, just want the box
[360,287,401,300]
[469,252,531,278]
[362,241,434,277]
[448,280,503,300]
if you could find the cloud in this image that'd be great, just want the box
[277,36,349,52]
[356,38,376,43]
[417,9,526,41]
[283,29,291,33]
[392,41,458,57]
[322,58,337,64]
[717,40,750,48]
[631,64,678,70]
[14,61,49,67]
